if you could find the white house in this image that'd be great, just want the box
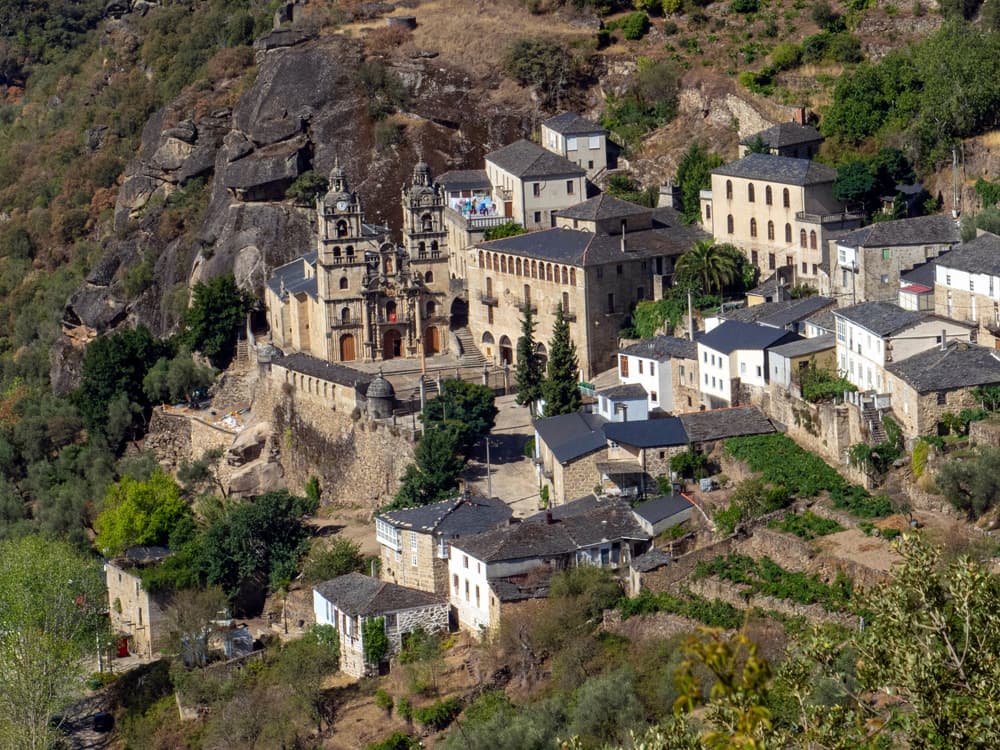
[595,383,649,422]
[833,301,975,393]
[313,573,448,678]
[617,336,699,413]
[540,112,609,181]
[932,232,1000,345]
[696,320,802,408]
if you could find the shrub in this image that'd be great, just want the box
[366,733,419,750]
[285,171,328,204]
[413,697,462,730]
[362,617,390,665]
[731,0,759,11]
[769,510,844,539]
[374,689,394,716]
[800,364,856,403]
[502,37,580,107]
[770,42,802,71]
[670,448,708,479]
[375,120,406,149]
[619,12,651,39]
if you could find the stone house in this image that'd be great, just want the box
[697,320,802,408]
[767,334,837,390]
[617,335,700,414]
[265,162,452,365]
[833,302,975,394]
[540,112,610,181]
[106,547,173,660]
[533,411,608,504]
[375,492,512,597]
[632,494,695,536]
[713,296,836,335]
[738,119,823,159]
[677,406,776,449]
[884,341,1000,440]
[312,572,448,678]
[601,418,689,498]
[932,232,1000,347]
[700,153,861,285]
[464,197,707,377]
[447,498,650,632]
[828,214,960,305]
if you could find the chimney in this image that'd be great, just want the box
[545,509,554,525]
[941,328,948,352]
[621,224,626,254]
[793,106,808,125]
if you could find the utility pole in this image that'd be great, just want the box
[485,439,492,498]
[687,288,694,341]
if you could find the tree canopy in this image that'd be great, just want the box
[94,469,194,557]
[388,426,466,510]
[541,305,582,417]
[673,240,737,295]
[421,379,498,455]
[515,305,544,416]
[177,274,253,369]
[674,143,724,224]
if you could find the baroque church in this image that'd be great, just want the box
[265,161,451,363]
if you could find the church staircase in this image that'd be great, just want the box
[453,326,487,367]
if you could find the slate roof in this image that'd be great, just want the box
[436,169,490,192]
[833,301,926,337]
[933,232,1000,276]
[266,252,318,300]
[377,493,512,536]
[603,417,688,448]
[836,214,960,249]
[712,153,837,186]
[597,383,648,401]
[698,320,802,355]
[630,547,673,572]
[723,297,835,329]
[454,502,648,563]
[678,407,775,443]
[741,121,822,148]
[534,411,608,463]
[543,112,606,136]
[114,546,172,567]
[620,335,699,361]
[900,257,939,289]
[633,494,694,525]
[557,194,652,222]
[486,139,585,179]
[767,334,836,359]
[885,342,1000,393]
[314,573,445,616]
[479,215,708,267]
[271,352,373,389]
[805,309,836,334]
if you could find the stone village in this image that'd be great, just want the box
[107,109,1000,681]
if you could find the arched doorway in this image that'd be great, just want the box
[450,297,468,328]
[499,335,513,365]
[423,326,440,355]
[535,342,548,369]
[339,334,356,362]
[383,329,402,359]
[481,331,494,360]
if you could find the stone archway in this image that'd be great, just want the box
[423,326,440,355]
[499,335,513,365]
[449,296,468,328]
[383,329,402,359]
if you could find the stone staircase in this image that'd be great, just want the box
[452,326,487,367]
[863,404,888,444]
[235,339,250,364]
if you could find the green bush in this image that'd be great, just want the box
[769,510,844,539]
[618,589,742,628]
[366,733,419,750]
[800,364,856,403]
[374,689,394,715]
[413,697,462,730]
[731,0,759,11]
[695,553,853,611]
[619,12,651,39]
[770,42,802,71]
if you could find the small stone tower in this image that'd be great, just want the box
[365,369,396,419]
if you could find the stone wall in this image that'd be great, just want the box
[553,450,603,505]
[380,531,449,596]
[686,577,854,627]
[106,564,169,659]
[762,384,859,465]
[144,408,193,472]
[253,373,416,507]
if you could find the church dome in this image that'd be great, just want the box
[412,161,431,185]
[366,371,396,400]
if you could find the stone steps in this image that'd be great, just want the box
[453,326,487,367]
[862,406,887,444]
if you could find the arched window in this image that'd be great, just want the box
[333,246,342,261]
[516,258,522,276]
[430,240,438,256]
[748,183,755,203]
[478,250,484,266]
[570,268,576,285]
[546,264,553,282]
[727,214,734,234]
[492,253,499,270]
[726,180,733,200]
[531,260,537,278]
[427,301,436,317]
[750,218,757,238]
[767,220,774,241]
[424,270,433,283]
[339,277,348,290]
[809,230,817,249]
[782,188,790,208]
[418,241,426,257]
[346,246,355,260]
[500,256,507,273]
[561,267,568,284]
[785,224,792,243]
[800,229,807,248]
[340,307,350,323]
[421,213,433,232]
[336,220,348,238]
[765,186,772,206]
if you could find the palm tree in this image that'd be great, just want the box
[674,239,738,294]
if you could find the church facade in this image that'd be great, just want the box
[265,162,451,363]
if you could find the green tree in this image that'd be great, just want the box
[483,221,526,241]
[540,304,581,417]
[675,143,724,224]
[302,537,367,582]
[285,171,328,204]
[673,240,737,295]
[143,347,215,405]
[389,426,466,510]
[94,469,193,557]
[833,160,877,209]
[421,379,497,455]
[198,490,316,613]
[177,274,253,369]
[176,446,228,498]
[501,37,581,107]
[743,134,771,154]
[515,304,544,416]
[935,446,1000,519]
[363,617,390,666]
[272,625,341,731]
[566,669,644,747]
[0,536,106,750]
[606,173,658,207]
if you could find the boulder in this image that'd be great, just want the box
[227,421,272,466]
[228,460,285,497]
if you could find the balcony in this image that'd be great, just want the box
[376,314,411,325]
[444,206,509,232]
[479,291,498,306]
[332,317,359,328]
[795,210,864,225]
[550,303,576,321]
[513,297,538,313]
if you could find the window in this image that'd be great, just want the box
[596,267,603,278]
[463,555,469,569]
[748,183,755,202]
[750,218,757,238]
[638,360,643,374]
[475,586,480,607]
[703,352,707,362]
[809,230,817,249]
[782,188,790,208]
[785,223,792,243]
[533,183,541,197]
[465,580,470,601]
[802,262,808,274]
[619,355,628,376]
[740,362,746,374]
[726,180,733,199]
[937,392,947,406]
[679,365,685,377]
[751,250,759,266]
[765,185,773,205]
[616,264,623,275]
[589,135,601,149]
[410,531,417,566]
[533,211,541,224]
[705,204,712,220]
[566,180,574,195]
[453,574,459,593]
[607,293,615,313]
[812,264,818,275]
[756,365,762,377]
[650,390,657,401]
[727,214,734,233]
[588,160,594,169]
[339,277,348,289]
[946,274,952,285]
[786,255,793,267]
[767,221,774,240]
[883,248,892,260]
[768,253,776,270]
[800,229,807,248]
[567,137,578,150]
[650,362,655,375]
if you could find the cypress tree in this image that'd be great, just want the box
[541,304,581,417]
[515,304,544,416]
